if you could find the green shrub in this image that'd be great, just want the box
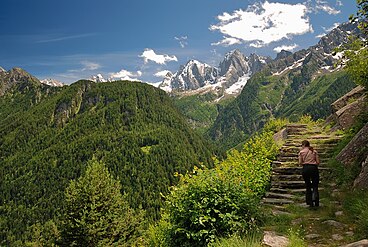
[152,130,279,246]
[263,118,289,133]
[163,166,261,247]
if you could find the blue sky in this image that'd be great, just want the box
[0,0,357,84]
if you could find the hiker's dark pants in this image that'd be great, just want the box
[302,164,319,206]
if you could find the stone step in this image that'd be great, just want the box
[273,167,331,175]
[270,188,304,194]
[277,152,334,159]
[271,174,303,181]
[277,156,330,163]
[262,198,294,205]
[265,192,295,200]
[271,180,306,189]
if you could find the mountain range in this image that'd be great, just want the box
[208,21,361,148]
[158,50,271,98]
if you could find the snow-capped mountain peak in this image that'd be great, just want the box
[90,74,107,83]
[41,78,64,87]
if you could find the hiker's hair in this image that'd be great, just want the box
[302,140,314,151]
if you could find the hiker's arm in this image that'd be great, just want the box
[298,153,303,166]
[315,151,320,165]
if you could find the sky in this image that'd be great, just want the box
[0,0,358,84]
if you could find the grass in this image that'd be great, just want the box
[209,233,263,247]
[287,228,307,247]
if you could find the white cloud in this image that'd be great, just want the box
[249,42,265,48]
[210,1,312,48]
[140,49,178,64]
[154,70,171,78]
[315,0,341,15]
[211,37,242,46]
[336,0,343,7]
[81,61,101,71]
[109,69,142,81]
[175,36,188,48]
[322,22,340,32]
[68,61,101,73]
[273,44,299,53]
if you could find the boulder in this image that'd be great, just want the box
[353,155,368,189]
[273,128,288,143]
[334,95,367,130]
[328,86,367,131]
[262,231,289,247]
[336,123,368,167]
[332,85,365,112]
[342,239,368,247]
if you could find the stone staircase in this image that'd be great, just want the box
[262,124,341,210]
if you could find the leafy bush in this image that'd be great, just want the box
[150,130,279,246]
[263,118,289,133]
[164,167,261,247]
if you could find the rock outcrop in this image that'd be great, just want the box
[354,155,368,189]
[336,123,368,165]
[329,86,367,130]
[0,67,42,96]
[336,122,368,189]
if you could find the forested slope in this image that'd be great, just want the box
[0,79,216,242]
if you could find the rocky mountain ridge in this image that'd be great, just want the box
[0,67,42,96]
[159,50,271,98]
[209,21,361,148]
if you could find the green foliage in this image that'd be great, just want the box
[150,130,278,246]
[263,118,289,133]
[24,220,60,247]
[344,1,368,88]
[346,45,368,88]
[163,167,261,247]
[60,159,144,247]
[351,0,368,37]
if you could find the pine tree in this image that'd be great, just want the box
[60,159,144,247]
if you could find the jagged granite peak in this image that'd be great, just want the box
[169,59,218,91]
[275,50,293,61]
[41,78,64,87]
[159,71,174,92]
[219,49,248,76]
[266,22,361,76]
[248,53,272,73]
[317,21,360,54]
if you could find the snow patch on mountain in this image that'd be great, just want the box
[225,72,251,95]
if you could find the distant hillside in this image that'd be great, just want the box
[0,78,216,243]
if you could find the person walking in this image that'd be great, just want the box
[299,140,320,208]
